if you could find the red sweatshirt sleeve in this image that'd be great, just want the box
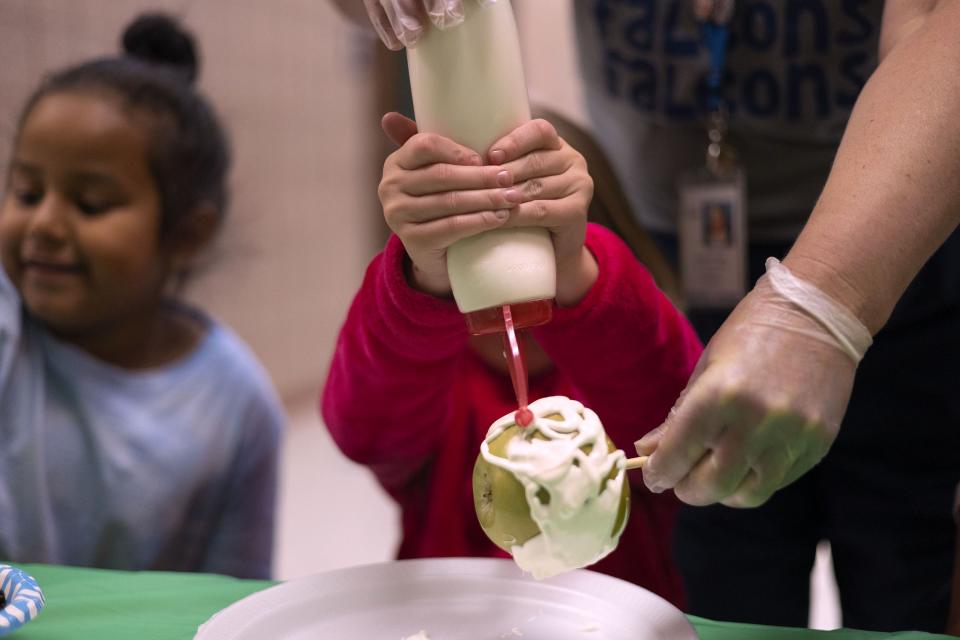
[532,224,702,453]
[321,235,469,488]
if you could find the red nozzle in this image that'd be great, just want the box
[502,304,533,427]
[515,407,534,427]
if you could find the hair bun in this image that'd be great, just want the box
[122,13,199,83]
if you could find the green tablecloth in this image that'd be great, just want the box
[6,563,952,639]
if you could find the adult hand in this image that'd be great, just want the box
[636,259,873,508]
[363,0,494,50]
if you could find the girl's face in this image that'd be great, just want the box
[0,92,172,335]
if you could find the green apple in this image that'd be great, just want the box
[472,414,630,554]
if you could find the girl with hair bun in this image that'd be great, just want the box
[0,13,283,579]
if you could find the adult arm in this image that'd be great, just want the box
[640,0,960,506]
[784,0,960,334]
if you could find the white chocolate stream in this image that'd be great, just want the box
[480,396,628,579]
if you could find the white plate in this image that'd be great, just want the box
[195,558,697,640]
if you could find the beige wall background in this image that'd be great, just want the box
[0,0,382,403]
[515,0,587,127]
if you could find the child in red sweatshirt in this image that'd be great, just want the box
[322,113,701,606]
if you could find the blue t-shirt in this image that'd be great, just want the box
[574,0,883,240]
[0,269,284,579]
[574,0,960,325]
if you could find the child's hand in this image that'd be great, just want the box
[489,119,596,306]
[378,113,596,305]
[379,113,520,297]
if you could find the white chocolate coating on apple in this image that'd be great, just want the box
[480,396,628,579]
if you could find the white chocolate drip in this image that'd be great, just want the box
[480,396,628,579]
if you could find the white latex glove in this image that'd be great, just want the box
[636,258,873,508]
[364,0,728,50]
[363,0,494,50]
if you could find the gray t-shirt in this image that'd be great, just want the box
[0,270,285,578]
[574,0,883,241]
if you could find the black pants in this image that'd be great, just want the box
[652,232,960,632]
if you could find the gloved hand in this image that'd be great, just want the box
[636,258,873,508]
[365,0,729,50]
[363,0,494,50]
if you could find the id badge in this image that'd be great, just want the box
[678,167,747,308]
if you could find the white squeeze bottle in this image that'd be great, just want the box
[406,0,556,338]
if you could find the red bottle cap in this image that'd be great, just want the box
[464,299,553,336]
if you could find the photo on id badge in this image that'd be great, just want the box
[679,174,746,309]
[702,202,733,247]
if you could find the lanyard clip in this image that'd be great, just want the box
[706,106,737,177]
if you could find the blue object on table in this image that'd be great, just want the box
[0,565,45,636]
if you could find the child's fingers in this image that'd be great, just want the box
[381,112,419,147]
[406,209,511,248]
[499,148,573,185]
[396,132,483,171]
[498,193,587,230]
[508,172,584,204]
[387,187,521,223]
[404,163,513,196]
[487,119,562,165]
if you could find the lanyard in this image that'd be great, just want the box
[702,21,730,113]
[699,4,736,176]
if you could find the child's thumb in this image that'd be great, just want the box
[381,111,418,147]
